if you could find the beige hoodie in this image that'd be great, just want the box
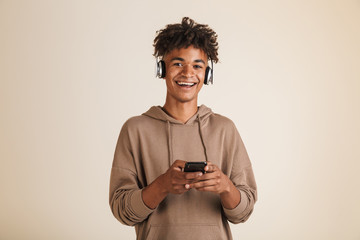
[109,105,257,240]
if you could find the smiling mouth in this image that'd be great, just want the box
[176,81,197,87]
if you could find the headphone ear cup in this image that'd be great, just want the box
[156,60,165,78]
[160,60,166,78]
[204,66,213,85]
[156,60,166,78]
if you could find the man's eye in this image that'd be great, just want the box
[174,63,182,66]
[194,65,203,69]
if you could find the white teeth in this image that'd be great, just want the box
[177,82,195,86]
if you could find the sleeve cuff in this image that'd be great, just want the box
[223,190,249,217]
[130,189,155,219]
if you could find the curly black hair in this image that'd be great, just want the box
[153,17,219,63]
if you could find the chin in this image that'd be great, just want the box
[177,96,197,103]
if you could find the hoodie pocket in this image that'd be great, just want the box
[147,223,220,240]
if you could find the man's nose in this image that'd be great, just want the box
[181,65,194,77]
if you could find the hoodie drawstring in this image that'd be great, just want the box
[166,120,173,167]
[197,115,209,162]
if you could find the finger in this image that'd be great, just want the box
[184,172,203,180]
[171,171,187,183]
[172,167,183,172]
[207,165,219,173]
[204,162,218,173]
[190,179,218,189]
[173,160,187,169]
[195,185,218,192]
[172,172,198,184]
[173,183,189,190]
[204,161,212,172]
[196,172,218,181]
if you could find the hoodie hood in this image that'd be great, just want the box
[142,104,213,125]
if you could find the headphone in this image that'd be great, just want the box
[155,58,214,85]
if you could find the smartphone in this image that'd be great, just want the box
[184,161,207,173]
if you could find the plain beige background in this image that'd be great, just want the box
[1,0,360,239]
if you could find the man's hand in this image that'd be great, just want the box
[189,162,231,194]
[159,160,203,194]
[189,162,241,209]
[142,160,203,209]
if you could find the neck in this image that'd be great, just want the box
[162,100,198,123]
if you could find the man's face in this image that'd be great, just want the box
[163,45,207,105]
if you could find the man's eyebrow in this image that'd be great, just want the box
[194,59,206,64]
[170,57,206,64]
[170,57,185,62]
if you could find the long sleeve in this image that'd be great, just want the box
[222,122,257,224]
[109,121,154,226]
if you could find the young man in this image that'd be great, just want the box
[109,17,257,240]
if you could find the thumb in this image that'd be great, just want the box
[172,160,187,170]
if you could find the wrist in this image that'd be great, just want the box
[154,174,170,195]
[142,174,169,209]
[220,176,232,195]
[220,186,231,197]
[219,178,240,209]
